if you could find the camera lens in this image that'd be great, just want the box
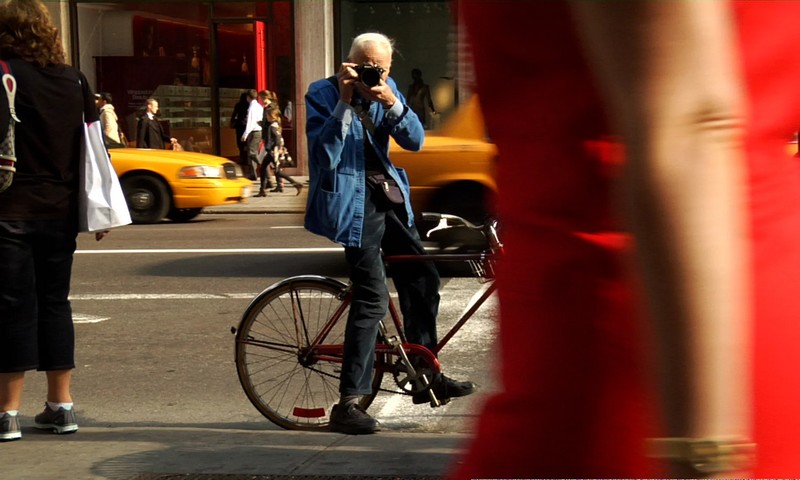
[360,67,381,87]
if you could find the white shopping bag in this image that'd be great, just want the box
[78,120,131,232]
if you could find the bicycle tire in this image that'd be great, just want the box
[235,275,383,430]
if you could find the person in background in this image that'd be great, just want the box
[304,32,476,436]
[95,92,125,149]
[229,91,251,178]
[261,90,281,190]
[406,68,436,129]
[261,104,302,196]
[452,1,800,478]
[0,0,111,442]
[241,89,263,184]
[136,98,177,150]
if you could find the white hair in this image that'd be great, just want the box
[347,32,394,61]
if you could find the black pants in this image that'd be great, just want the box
[0,220,77,372]
[258,160,274,191]
[340,185,441,395]
[274,162,301,189]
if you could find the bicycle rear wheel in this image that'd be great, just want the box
[234,275,383,430]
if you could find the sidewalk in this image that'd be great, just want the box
[204,178,310,215]
[5,424,467,479]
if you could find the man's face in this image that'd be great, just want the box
[147,101,159,114]
[352,45,391,83]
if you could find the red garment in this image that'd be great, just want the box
[453,1,800,478]
[734,2,800,476]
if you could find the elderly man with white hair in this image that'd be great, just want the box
[304,32,477,435]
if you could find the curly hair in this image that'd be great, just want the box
[0,0,65,67]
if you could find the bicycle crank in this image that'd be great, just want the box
[391,356,436,395]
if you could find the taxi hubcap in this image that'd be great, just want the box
[130,190,154,209]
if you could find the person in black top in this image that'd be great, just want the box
[230,91,250,169]
[0,0,112,442]
[136,98,177,149]
[259,104,303,196]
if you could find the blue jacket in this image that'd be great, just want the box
[304,75,424,247]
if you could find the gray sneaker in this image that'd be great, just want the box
[34,405,78,434]
[0,412,21,441]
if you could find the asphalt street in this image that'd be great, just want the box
[7,209,500,480]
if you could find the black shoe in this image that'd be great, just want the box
[270,187,283,193]
[329,403,380,435]
[412,374,477,405]
[294,183,304,196]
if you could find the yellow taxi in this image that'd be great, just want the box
[390,95,497,226]
[108,148,252,224]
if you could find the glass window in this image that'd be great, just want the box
[76,1,295,162]
[339,1,458,126]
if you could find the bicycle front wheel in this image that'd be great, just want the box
[234,275,382,430]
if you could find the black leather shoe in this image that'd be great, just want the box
[412,374,477,405]
[329,403,380,435]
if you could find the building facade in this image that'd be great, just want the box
[47,1,468,174]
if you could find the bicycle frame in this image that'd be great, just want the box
[381,252,497,356]
[296,251,497,373]
[233,214,503,426]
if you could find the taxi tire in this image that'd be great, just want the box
[167,207,203,223]
[122,174,170,224]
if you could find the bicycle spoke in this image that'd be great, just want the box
[234,278,380,430]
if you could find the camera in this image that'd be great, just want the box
[355,63,385,88]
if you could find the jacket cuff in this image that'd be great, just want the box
[334,100,356,134]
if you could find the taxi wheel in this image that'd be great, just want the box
[424,182,493,253]
[167,208,203,223]
[435,183,492,224]
[122,175,170,224]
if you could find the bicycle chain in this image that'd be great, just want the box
[304,364,414,396]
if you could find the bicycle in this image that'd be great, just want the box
[231,212,502,431]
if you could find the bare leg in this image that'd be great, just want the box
[0,372,25,411]
[45,370,73,403]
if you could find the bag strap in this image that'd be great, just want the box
[0,60,19,175]
[0,60,19,123]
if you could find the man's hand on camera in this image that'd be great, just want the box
[338,62,359,105]
[357,81,397,109]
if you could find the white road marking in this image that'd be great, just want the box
[73,313,110,324]
[376,388,405,418]
[70,293,258,300]
[75,247,342,254]
[371,281,498,427]
[69,278,498,429]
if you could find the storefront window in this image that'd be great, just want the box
[339,1,458,126]
[75,1,294,162]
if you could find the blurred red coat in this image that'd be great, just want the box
[453,2,800,478]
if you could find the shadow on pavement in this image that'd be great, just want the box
[81,426,459,480]
[139,252,350,279]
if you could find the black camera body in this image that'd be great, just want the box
[355,64,385,88]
